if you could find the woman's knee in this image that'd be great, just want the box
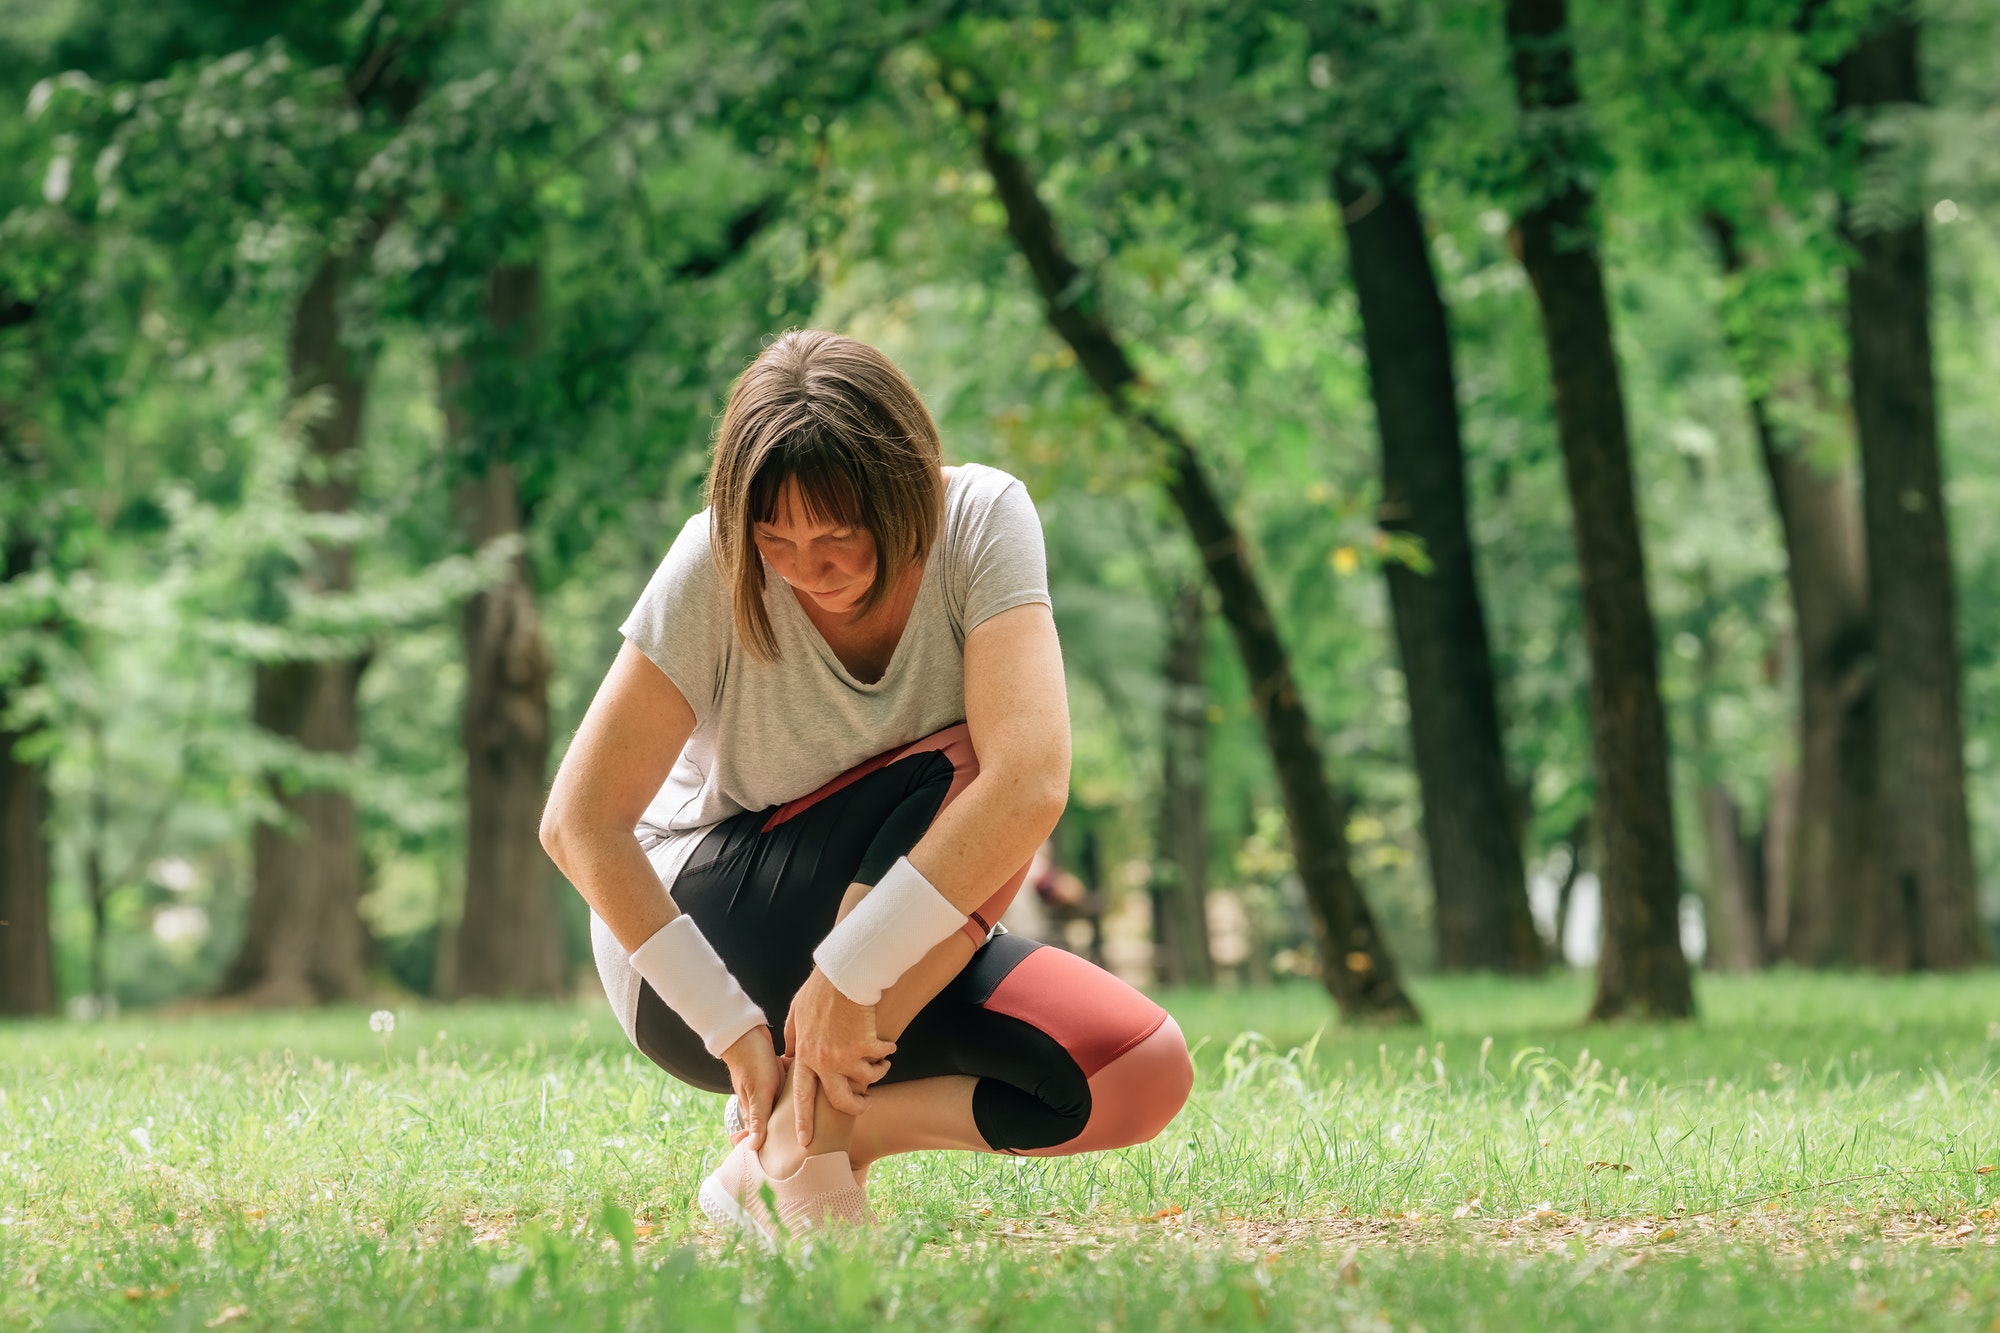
[1092,1016,1194,1148]
[1017,1013,1193,1157]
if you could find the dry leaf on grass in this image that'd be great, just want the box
[206,1307,249,1328]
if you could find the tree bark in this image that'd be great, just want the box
[1151,582,1213,987]
[1835,13,1985,969]
[1334,147,1542,975]
[1696,785,1763,973]
[440,263,566,1000]
[1504,0,1693,1019]
[1551,815,1589,966]
[1705,214,1881,968]
[220,256,374,1004]
[1,718,56,1018]
[1,330,57,1016]
[1687,564,1763,973]
[958,88,1418,1022]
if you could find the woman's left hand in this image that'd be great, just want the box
[785,967,895,1147]
[718,1024,784,1152]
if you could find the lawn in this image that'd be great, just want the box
[5,971,2000,1330]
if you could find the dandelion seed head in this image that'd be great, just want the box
[369,1010,396,1035]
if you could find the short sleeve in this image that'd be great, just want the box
[953,471,1053,639]
[620,511,730,720]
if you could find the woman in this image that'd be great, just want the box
[541,330,1192,1245]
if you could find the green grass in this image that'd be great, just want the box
[5,972,2000,1329]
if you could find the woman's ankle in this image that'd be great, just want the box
[757,1121,853,1179]
[756,1134,805,1179]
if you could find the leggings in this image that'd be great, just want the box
[610,724,1194,1155]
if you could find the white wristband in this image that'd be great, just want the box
[628,916,767,1058]
[812,857,966,1005]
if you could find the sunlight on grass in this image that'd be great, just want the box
[5,973,2000,1329]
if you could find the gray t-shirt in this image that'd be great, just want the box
[618,462,1052,890]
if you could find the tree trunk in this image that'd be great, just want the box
[959,88,1419,1022]
[1697,785,1763,973]
[220,256,374,1004]
[84,716,111,1005]
[1687,564,1763,973]
[449,462,562,998]
[440,261,565,1000]
[1,719,56,1018]
[1151,582,1214,987]
[1835,13,1985,969]
[1705,214,1881,968]
[1761,763,1797,956]
[1551,815,1589,966]
[1771,445,1886,966]
[1504,0,1693,1019]
[1334,146,1542,975]
[1,337,57,1016]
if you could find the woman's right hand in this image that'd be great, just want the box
[785,967,895,1146]
[719,1025,783,1151]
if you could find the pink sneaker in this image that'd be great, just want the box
[697,1140,870,1248]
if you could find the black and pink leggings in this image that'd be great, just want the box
[627,724,1194,1155]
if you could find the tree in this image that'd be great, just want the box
[1503,0,1692,1018]
[220,6,457,1003]
[1334,144,1541,975]
[0,271,55,1015]
[219,253,379,1003]
[0,535,56,1018]
[435,263,565,999]
[1704,213,1878,968]
[952,80,1418,1023]
[1832,5,1985,968]
[1316,4,1540,975]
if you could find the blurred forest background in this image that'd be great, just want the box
[2,0,1996,1027]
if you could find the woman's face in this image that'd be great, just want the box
[753,478,879,616]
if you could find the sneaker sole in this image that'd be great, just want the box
[697,1172,777,1252]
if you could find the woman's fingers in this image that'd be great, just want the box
[744,1077,768,1151]
[821,1071,869,1118]
[834,1055,891,1086]
[793,1060,820,1148]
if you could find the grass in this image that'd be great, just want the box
[5,971,2000,1329]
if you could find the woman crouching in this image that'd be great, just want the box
[541,330,1192,1244]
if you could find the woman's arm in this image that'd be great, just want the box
[539,641,697,952]
[907,599,1072,906]
[543,642,795,1149]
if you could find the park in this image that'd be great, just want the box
[3,0,1999,1328]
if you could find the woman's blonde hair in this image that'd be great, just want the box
[707,330,945,661]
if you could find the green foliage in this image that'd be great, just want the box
[3,0,1999,1005]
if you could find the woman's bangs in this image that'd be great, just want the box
[748,433,869,532]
